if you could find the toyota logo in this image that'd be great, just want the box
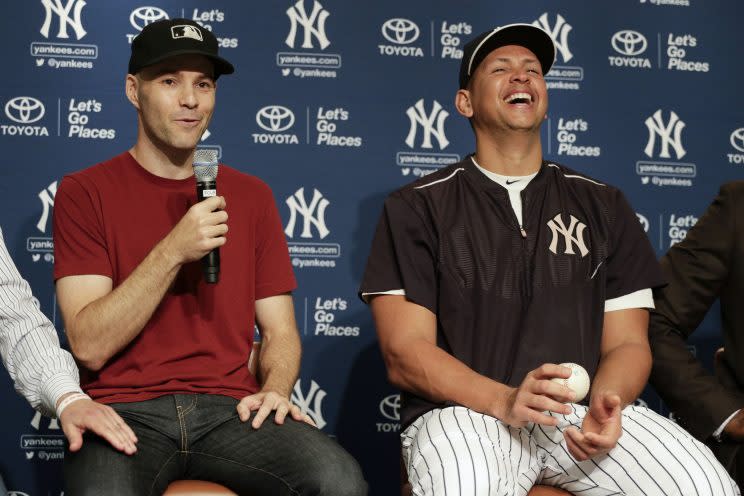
[730,128,744,153]
[5,97,45,124]
[256,106,295,132]
[636,213,649,233]
[382,18,420,45]
[611,30,647,56]
[379,394,400,421]
[129,6,169,31]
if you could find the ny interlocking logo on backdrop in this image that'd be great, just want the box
[36,182,56,234]
[26,182,57,263]
[534,12,572,62]
[286,0,330,49]
[285,188,330,240]
[644,110,686,159]
[533,13,582,90]
[40,0,86,40]
[636,110,695,187]
[395,99,458,177]
[23,407,64,462]
[32,0,97,69]
[405,99,449,150]
[284,188,339,269]
[278,0,340,78]
[291,379,327,429]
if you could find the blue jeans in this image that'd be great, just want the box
[63,394,367,495]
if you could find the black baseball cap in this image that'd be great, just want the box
[459,23,556,88]
[128,18,234,77]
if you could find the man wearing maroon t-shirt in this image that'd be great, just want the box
[53,18,365,495]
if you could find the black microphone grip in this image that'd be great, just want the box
[197,180,220,284]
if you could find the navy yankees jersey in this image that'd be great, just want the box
[360,156,664,427]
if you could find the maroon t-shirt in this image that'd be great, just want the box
[53,152,296,404]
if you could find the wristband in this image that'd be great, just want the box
[56,392,90,418]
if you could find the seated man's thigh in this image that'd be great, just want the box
[402,406,539,496]
[620,406,740,496]
[553,405,740,496]
[64,426,179,496]
[189,411,366,496]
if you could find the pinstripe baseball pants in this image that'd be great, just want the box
[401,405,739,495]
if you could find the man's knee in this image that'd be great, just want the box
[64,441,136,495]
[408,461,503,496]
[64,431,177,496]
[300,450,367,496]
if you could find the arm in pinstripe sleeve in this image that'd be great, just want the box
[0,228,83,417]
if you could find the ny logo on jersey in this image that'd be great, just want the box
[405,99,449,150]
[40,0,87,40]
[285,0,330,49]
[533,13,572,63]
[291,379,327,429]
[285,187,330,239]
[547,213,589,257]
[36,181,57,233]
[644,109,686,159]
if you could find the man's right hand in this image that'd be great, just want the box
[500,363,576,428]
[162,196,228,265]
[723,409,744,442]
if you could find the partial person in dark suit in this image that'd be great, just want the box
[649,181,744,486]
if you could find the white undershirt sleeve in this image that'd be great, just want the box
[604,288,654,312]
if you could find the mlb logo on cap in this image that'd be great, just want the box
[171,24,203,41]
[128,18,234,77]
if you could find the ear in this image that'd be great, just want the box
[455,89,473,118]
[125,74,140,110]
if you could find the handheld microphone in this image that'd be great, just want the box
[193,149,220,284]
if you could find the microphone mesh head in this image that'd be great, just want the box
[193,149,218,181]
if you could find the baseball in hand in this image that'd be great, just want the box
[551,363,590,402]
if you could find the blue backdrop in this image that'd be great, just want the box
[1,1,742,494]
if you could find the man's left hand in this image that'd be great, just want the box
[237,391,315,429]
[564,391,623,461]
